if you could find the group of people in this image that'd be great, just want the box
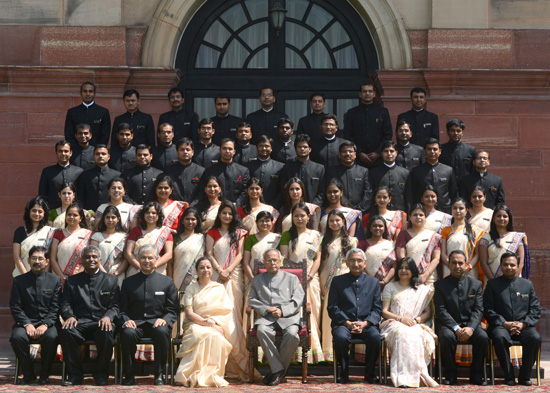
[9,80,541,387]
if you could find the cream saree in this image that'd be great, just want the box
[318,207,361,235]
[280,202,319,233]
[425,210,452,234]
[287,229,324,363]
[174,281,247,386]
[162,200,188,231]
[173,233,205,292]
[57,228,92,276]
[468,208,493,232]
[319,236,357,361]
[381,283,438,388]
[382,210,404,240]
[13,226,55,277]
[94,203,141,233]
[127,226,172,277]
[364,239,397,280]
[201,205,221,232]
[405,230,441,285]
[442,224,484,279]
[241,206,279,235]
[91,231,127,286]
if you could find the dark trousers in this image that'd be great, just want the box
[332,324,381,379]
[120,322,170,377]
[437,326,489,381]
[58,320,115,380]
[490,326,541,381]
[11,325,58,379]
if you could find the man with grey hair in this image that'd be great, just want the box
[119,244,178,386]
[249,248,304,386]
[328,247,382,384]
[59,245,120,386]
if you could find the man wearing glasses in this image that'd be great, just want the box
[158,87,199,143]
[246,87,288,142]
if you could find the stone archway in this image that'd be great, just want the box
[142,0,412,69]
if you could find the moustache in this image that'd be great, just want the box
[33,263,42,268]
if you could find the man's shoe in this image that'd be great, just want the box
[122,376,136,386]
[268,370,285,386]
[505,379,516,386]
[365,374,378,384]
[20,376,37,385]
[96,378,108,386]
[262,372,272,385]
[469,378,487,386]
[337,377,349,384]
[38,377,50,385]
[154,374,164,385]
[518,379,533,386]
[61,377,83,387]
[443,378,457,385]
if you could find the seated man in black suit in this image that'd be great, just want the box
[10,246,61,385]
[484,251,541,386]
[59,245,120,386]
[119,244,179,386]
[328,248,382,384]
[434,250,489,385]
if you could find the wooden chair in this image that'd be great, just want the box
[246,258,311,384]
[436,340,489,384]
[333,337,385,383]
[13,340,66,384]
[169,290,186,385]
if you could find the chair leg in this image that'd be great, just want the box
[383,342,387,384]
[437,342,442,383]
[248,347,254,384]
[490,341,494,386]
[13,357,19,385]
[333,352,338,383]
[62,358,66,382]
[302,347,308,383]
[537,346,541,386]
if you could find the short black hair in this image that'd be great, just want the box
[176,137,194,150]
[309,92,325,101]
[168,87,184,98]
[446,119,465,132]
[294,134,311,148]
[215,94,230,102]
[424,138,440,149]
[123,89,140,99]
[277,118,294,129]
[410,87,426,97]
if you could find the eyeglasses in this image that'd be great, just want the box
[261,93,273,97]
[30,256,46,261]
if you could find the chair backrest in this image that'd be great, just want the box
[254,257,308,308]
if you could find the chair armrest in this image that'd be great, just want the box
[305,302,312,332]
[246,306,253,331]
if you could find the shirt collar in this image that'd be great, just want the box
[82,101,95,108]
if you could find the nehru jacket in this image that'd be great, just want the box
[65,103,111,147]
[111,109,156,149]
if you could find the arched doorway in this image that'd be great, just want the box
[174,0,380,122]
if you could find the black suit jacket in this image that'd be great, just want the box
[245,158,285,208]
[310,137,347,167]
[406,161,457,213]
[121,165,164,204]
[434,274,484,331]
[65,103,111,147]
[164,161,205,204]
[245,108,288,142]
[10,271,61,328]
[483,276,541,328]
[60,270,120,323]
[201,161,250,207]
[120,271,178,326]
[109,145,137,173]
[38,164,84,209]
[70,145,95,171]
[211,114,242,146]
[396,109,439,147]
[327,272,382,328]
[459,171,505,209]
[368,164,409,211]
[77,166,121,210]
[324,164,372,212]
[271,135,297,163]
[111,110,156,149]
[395,142,425,171]
[343,102,392,155]
[440,142,476,184]
[151,144,179,171]
[281,159,325,204]
[158,109,199,144]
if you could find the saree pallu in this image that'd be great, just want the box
[95,203,141,233]
[210,228,248,331]
[51,209,66,229]
[364,239,396,280]
[174,281,247,386]
[288,229,325,363]
[425,210,452,234]
[405,230,441,285]
[442,224,484,279]
[383,210,404,240]
[13,226,55,277]
[58,228,92,276]
[319,207,362,237]
[201,205,221,232]
[319,237,357,361]
[127,226,172,277]
[380,284,438,388]
[280,202,319,233]
[92,231,128,286]
[173,233,205,293]
[468,208,493,232]
[162,200,188,232]
[242,233,281,333]
[240,206,279,235]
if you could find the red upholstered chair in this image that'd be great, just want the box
[246,258,311,383]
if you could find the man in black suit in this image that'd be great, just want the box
[151,123,178,170]
[119,245,179,386]
[280,134,325,204]
[271,118,297,163]
[64,81,111,147]
[459,150,505,208]
[59,245,120,386]
[111,89,156,149]
[406,138,457,213]
[245,87,288,142]
[77,145,121,211]
[70,124,95,170]
[211,94,242,145]
[324,141,371,212]
[38,140,84,209]
[369,141,409,212]
[157,87,199,143]
[193,118,220,169]
[297,93,327,143]
[484,252,541,386]
[440,119,476,184]
[343,81,392,167]
[395,119,425,171]
[109,123,137,172]
[328,248,382,384]
[164,138,205,204]
[434,250,489,386]
[233,122,258,165]
[121,144,164,204]
[10,246,61,385]
[310,113,348,167]
[396,87,439,148]
[245,135,284,208]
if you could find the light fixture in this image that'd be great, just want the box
[270,0,287,36]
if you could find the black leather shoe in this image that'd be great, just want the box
[38,377,50,385]
[469,379,487,386]
[268,370,285,386]
[96,378,108,386]
[154,375,164,385]
[262,372,272,385]
[61,377,83,387]
[122,376,136,386]
[505,379,516,386]
[20,376,37,385]
[518,379,533,386]
[443,378,457,385]
[365,375,378,384]
[337,377,349,384]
